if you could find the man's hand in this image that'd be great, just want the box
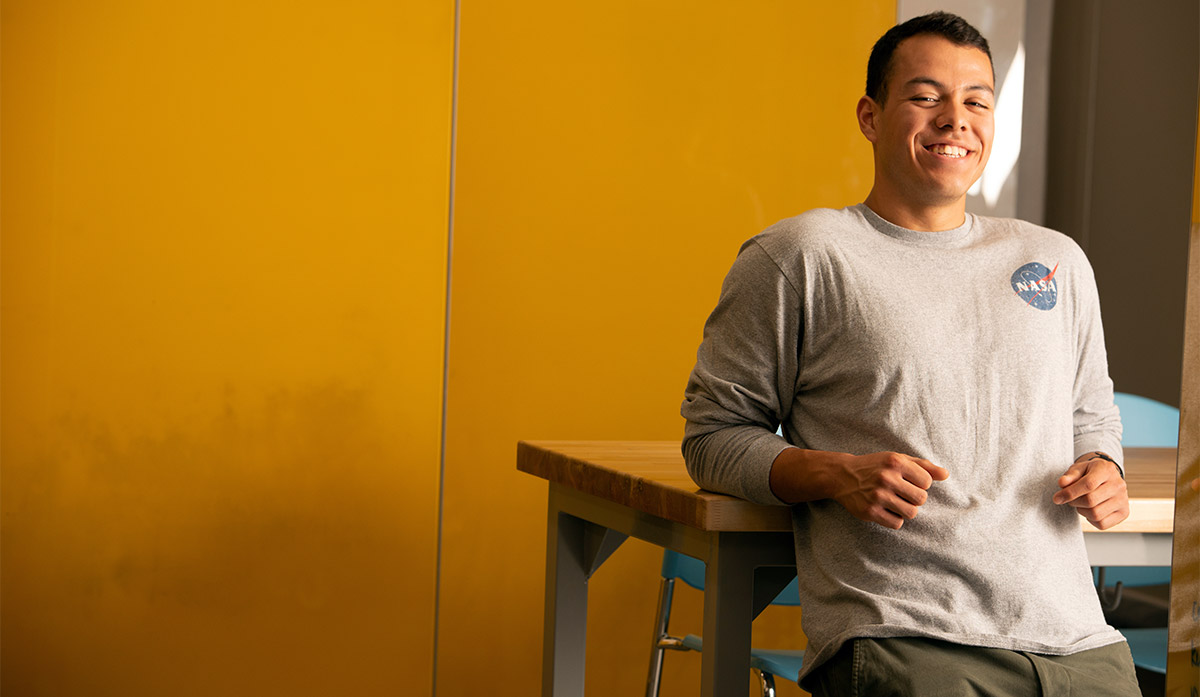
[770,448,948,530]
[832,452,950,530]
[1054,453,1129,530]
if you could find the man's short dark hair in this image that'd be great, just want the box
[866,11,993,103]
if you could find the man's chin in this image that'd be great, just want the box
[910,187,972,210]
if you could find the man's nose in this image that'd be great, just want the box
[936,103,968,131]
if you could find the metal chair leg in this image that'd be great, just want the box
[646,577,676,697]
[1095,566,1125,612]
[756,669,776,697]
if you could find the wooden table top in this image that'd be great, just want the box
[517,440,1177,534]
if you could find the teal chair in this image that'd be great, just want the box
[1092,393,1177,591]
[1121,627,1168,675]
[1113,392,1180,448]
[646,550,803,697]
[1093,392,1179,679]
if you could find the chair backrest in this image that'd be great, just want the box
[1092,392,1177,588]
[661,549,802,606]
[1114,392,1180,447]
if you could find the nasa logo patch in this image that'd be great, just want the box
[1010,262,1059,310]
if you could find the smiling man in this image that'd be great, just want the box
[681,12,1140,696]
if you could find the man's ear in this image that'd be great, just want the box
[856,95,880,143]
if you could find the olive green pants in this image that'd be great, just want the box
[802,637,1142,697]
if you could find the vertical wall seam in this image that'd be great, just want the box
[1079,1,1101,252]
[432,0,461,695]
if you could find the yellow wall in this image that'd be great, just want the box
[1,2,453,695]
[437,3,894,696]
[3,1,895,695]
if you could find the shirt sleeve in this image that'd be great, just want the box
[680,239,801,506]
[1070,255,1124,473]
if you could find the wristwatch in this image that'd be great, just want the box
[1089,452,1123,478]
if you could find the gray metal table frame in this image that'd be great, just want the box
[542,482,798,697]
[539,483,1173,697]
[1083,531,1172,567]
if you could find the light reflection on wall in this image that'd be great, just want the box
[968,41,1023,209]
[898,0,1031,219]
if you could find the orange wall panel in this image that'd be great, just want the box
[1194,110,1199,223]
[1,2,452,695]
[438,3,894,696]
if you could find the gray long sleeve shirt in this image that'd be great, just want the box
[681,204,1125,681]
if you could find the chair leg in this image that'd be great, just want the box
[756,669,776,697]
[646,577,676,697]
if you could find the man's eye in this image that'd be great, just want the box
[911,97,937,103]
[967,101,991,109]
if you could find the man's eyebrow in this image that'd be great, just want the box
[904,77,995,95]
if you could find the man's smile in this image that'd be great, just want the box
[923,143,970,158]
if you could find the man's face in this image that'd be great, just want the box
[859,34,995,209]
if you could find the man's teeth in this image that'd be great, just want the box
[928,144,968,158]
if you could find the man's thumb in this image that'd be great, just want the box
[1058,464,1085,488]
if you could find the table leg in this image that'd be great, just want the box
[542,507,588,697]
[701,536,758,697]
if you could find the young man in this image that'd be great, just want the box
[681,12,1141,696]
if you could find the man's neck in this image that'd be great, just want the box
[862,189,968,232]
